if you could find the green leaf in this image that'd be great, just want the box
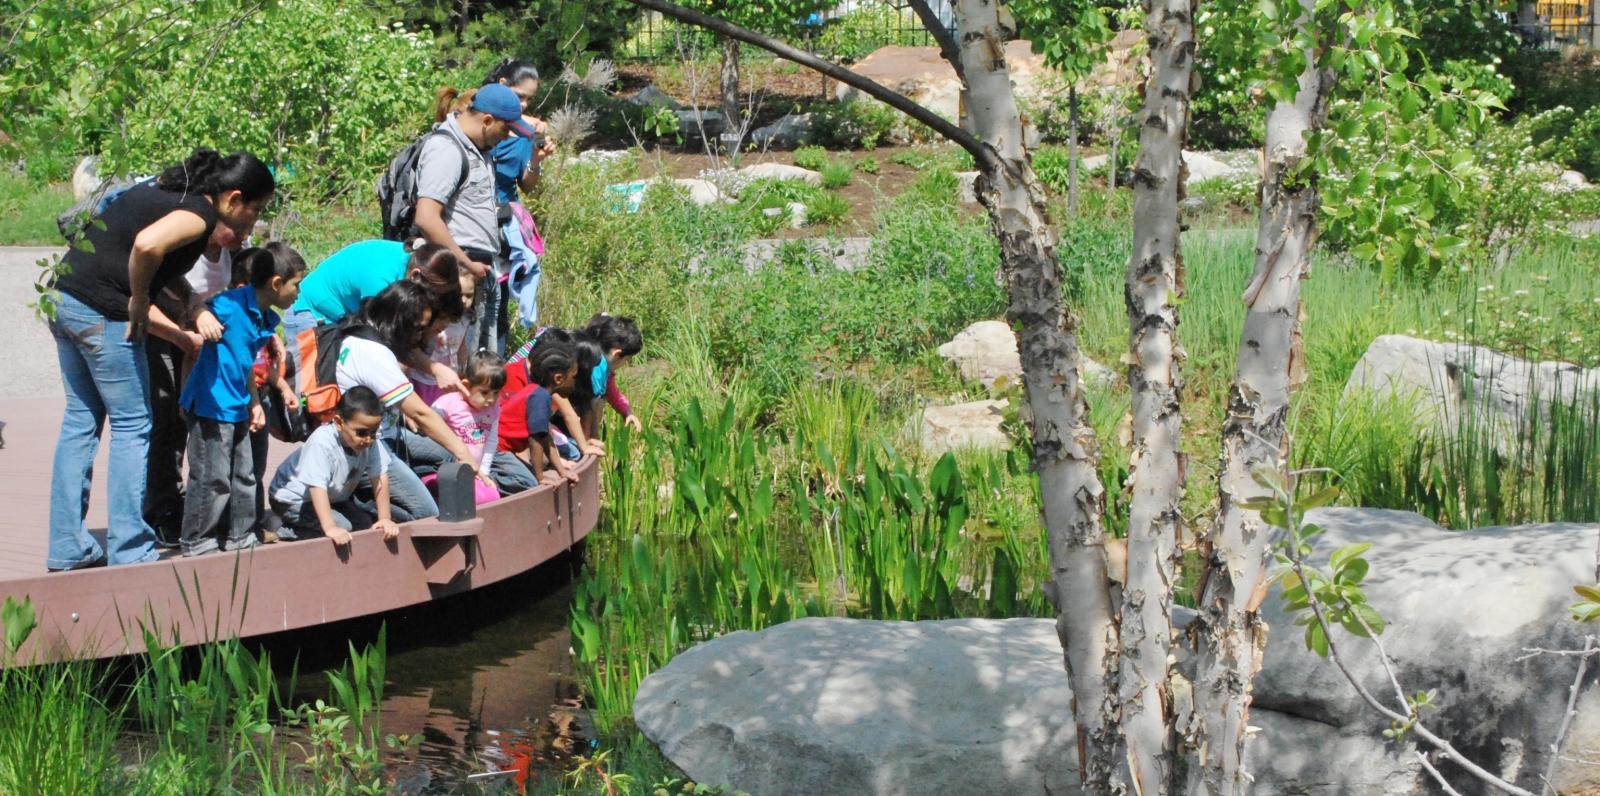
[1330,543,1372,572]
[1572,584,1600,603]
[1298,486,1341,511]
[2,595,36,655]
[1354,603,1386,635]
[1335,558,1369,585]
[1306,621,1330,658]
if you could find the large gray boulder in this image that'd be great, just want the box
[1248,507,1600,796]
[912,399,1010,453]
[1346,334,1600,434]
[834,44,1056,137]
[635,508,1600,796]
[750,113,814,149]
[937,320,1117,390]
[634,617,1080,796]
[738,162,823,187]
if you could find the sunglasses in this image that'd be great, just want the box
[347,427,378,440]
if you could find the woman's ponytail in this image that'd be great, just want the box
[433,86,479,123]
[156,148,274,203]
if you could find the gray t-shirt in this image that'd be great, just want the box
[270,423,391,507]
[416,114,499,256]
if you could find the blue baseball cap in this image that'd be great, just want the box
[472,83,537,138]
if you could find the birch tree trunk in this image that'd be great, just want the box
[719,34,741,144]
[1185,2,1334,793]
[951,2,1119,792]
[1115,0,1196,793]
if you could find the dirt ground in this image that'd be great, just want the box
[607,61,989,236]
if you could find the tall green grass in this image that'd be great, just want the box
[0,594,404,796]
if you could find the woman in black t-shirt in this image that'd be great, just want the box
[46,148,274,571]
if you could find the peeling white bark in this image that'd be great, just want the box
[1185,2,1334,793]
[1116,1,1195,795]
[952,2,1118,792]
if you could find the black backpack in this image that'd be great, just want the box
[375,128,470,241]
[284,317,388,441]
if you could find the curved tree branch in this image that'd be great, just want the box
[904,0,963,81]
[623,0,998,171]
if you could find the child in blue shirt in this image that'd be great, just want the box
[177,243,306,556]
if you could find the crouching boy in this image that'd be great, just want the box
[268,386,401,545]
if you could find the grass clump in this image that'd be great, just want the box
[820,161,853,188]
[792,145,828,171]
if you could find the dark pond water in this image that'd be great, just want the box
[271,552,592,795]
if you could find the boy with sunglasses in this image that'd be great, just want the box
[267,386,400,545]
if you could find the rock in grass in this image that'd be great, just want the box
[675,108,725,141]
[751,113,814,150]
[629,85,681,110]
[634,508,1600,796]
[738,162,823,186]
[914,399,1010,452]
[634,617,1080,796]
[937,320,1118,390]
[1346,334,1600,437]
[1183,150,1234,184]
[72,155,102,201]
[1248,508,1600,796]
[673,178,732,207]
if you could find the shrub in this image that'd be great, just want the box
[820,161,853,188]
[793,145,828,171]
[858,156,880,174]
[814,1,931,62]
[107,1,439,200]
[811,99,903,149]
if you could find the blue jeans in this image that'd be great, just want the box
[502,214,541,329]
[369,436,440,521]
[48,293,159,569]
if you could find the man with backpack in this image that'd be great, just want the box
[411,83,531,356]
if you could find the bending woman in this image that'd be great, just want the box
[280,239,467,395]
[335,281,492,521]
[48,148,274,570]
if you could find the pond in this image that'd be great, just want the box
[274,552,592,795]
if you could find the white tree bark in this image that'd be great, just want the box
[1115,1,1195,794]
[1185,2,1334,793]
[951,2,1119,792]
[719,34,741,145]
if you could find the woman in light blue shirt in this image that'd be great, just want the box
[281,239,467,396]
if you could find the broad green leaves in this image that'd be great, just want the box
[1244,462,1389,659]
[1,595,35,656]
[1573,584,1600,623]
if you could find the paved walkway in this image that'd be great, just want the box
[0,247,298,579]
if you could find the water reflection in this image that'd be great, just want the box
[281,554,589,794]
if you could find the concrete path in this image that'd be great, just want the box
[0,247,66,399]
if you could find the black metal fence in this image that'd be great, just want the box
[614,0,956,63]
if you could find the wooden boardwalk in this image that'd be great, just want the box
[0,396,301,580]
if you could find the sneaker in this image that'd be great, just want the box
[223,534,260,552]
[47,554,107,572]
[182,537,220,558]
